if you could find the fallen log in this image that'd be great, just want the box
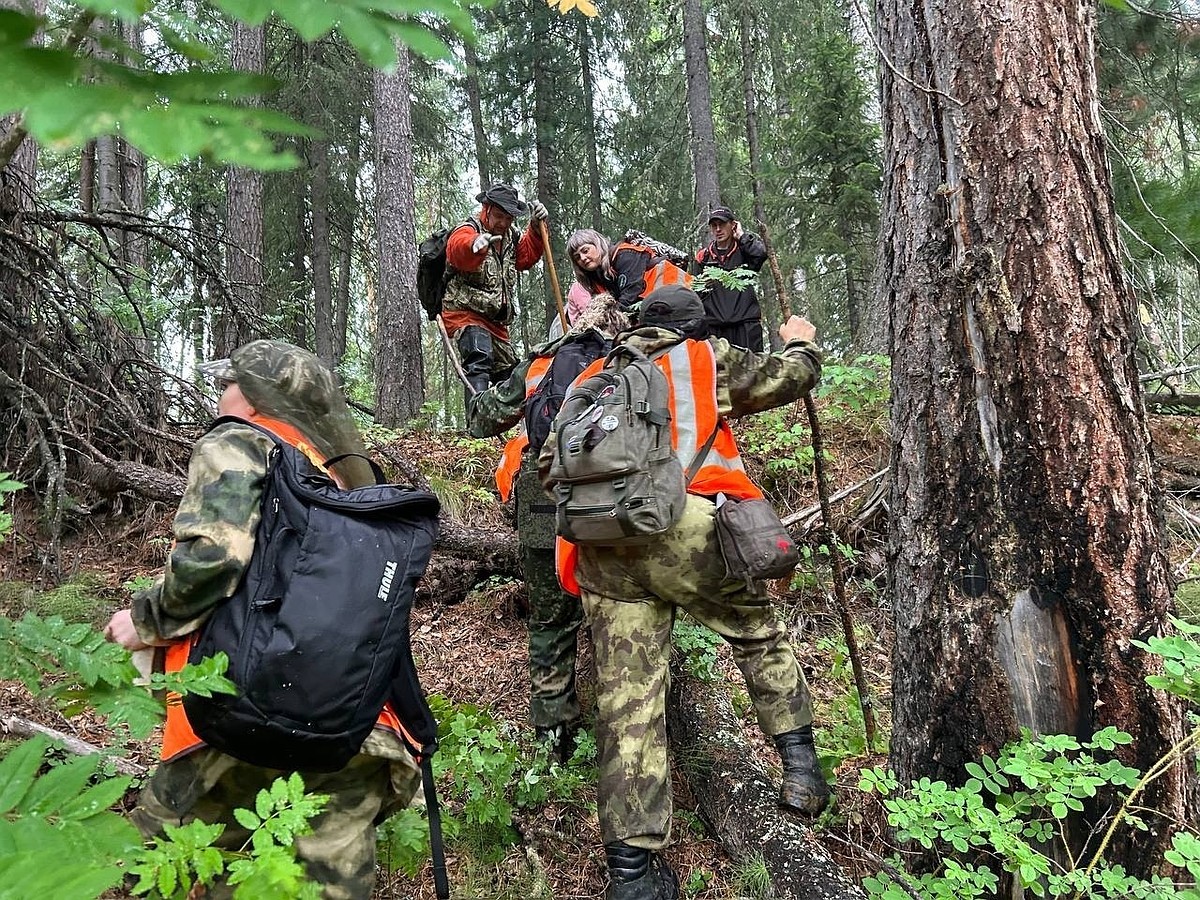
[1,715,146,776]
[666,661,866,900]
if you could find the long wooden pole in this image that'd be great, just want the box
[538,219,569,333]
[762,234,879,751]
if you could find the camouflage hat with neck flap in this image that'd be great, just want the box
[230,340,374,488]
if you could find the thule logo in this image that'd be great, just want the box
[377,560,398,601]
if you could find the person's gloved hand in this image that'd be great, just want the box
[530,200,549,222]
[472,232,504,253]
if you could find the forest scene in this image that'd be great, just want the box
[3,0,1200,897]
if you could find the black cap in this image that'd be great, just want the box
[475,183,528,217]
[708,206,735,223]
[640,284,706,326]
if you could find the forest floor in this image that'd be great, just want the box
[3,393,1200,899]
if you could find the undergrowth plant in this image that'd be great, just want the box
[860,619,1200,899]
[379,694,598,873]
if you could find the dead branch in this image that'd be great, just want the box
[1,715,146,776]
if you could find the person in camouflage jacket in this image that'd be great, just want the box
[103,340,420,900]
[538,285,829,900]
[468,294,631,761]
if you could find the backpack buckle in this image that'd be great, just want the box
[635,399,650,415]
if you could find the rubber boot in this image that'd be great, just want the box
[604,842,680,900]
[775,725,831,816]
[457,325,495,397]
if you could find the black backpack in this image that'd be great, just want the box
[524,330,612,455]
[417,220,479,321]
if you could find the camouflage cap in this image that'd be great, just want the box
[228,340,374,488]
[197,357,236,381]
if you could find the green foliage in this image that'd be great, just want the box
[381,696,597,870]
[813,633,876,767]
[694,264,757,295]
[0,735,142,900]
[738,410,816,476]
[0,0,472,171]
[672,617,723,683]
[683,865,715,896]
[813,355,889,422]
[0,473,23,542]
[860,626,1200,899]
[129,772,328,899]
[730,853,772,900]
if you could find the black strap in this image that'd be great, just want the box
[685,424,720,486]
[323,452,387,485]
[421,755,450,900]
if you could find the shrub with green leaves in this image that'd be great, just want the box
[860,619,1200,899]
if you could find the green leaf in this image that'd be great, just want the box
[22,755,103,816]
[0,737,48,814]
[234,807,261,831]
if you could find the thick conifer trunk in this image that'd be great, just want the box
[876,0,1196,873]
[682,0,720,228]
[373,45,425,424]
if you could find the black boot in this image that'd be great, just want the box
[604,842,679,900]
[775,725,831,816]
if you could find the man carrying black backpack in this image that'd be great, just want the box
[539,285,829,900]
[467,293,631,761]
[103,341,432,900]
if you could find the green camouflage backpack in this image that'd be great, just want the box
[546,344,687,545]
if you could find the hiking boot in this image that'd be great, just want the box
[535,724,573,764]
[775,726,831,816]
[604,842,679,900]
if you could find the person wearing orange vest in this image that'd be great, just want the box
[467,293,631,761]
[567,228,692,313]
[102,340,422,900]
[538,285,827,900]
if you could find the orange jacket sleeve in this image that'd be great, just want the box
[446,222,485,271]
[515,225,545,271]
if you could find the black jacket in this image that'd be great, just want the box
[691,232,768,325]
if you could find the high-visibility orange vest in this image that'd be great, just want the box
[609,243,694,300]
[159,415,410,762]
[554,339,761,595]
[494,356,554,503]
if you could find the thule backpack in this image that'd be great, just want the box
[184,419,441,771]
[545,345,690,546]
[417,221,479,321]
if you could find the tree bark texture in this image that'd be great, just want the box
[667,664,867,900]
[531,6,560,332]
[310,135,335,365]
[682,0,721,231]
[876,0,1195,872]
[373,46,425,424]
[464,41,492,189]
[577,15,603,232]
[222,22,266,355]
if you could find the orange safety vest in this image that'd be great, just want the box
[494,356,554,503]
[159,414,410,762]
[555,339,761,595]
[610,243,694,300]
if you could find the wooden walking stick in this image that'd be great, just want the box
[538,218,569,333]
[435,314,477,395]
[760,218,879,751]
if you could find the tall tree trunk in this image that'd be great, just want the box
[334,128,361,364]
[310,135,335,365]
[682,0,720,232]
[79,142,95,214]
[578,15,603,231]
[120,19,145,272]
[877,0,1196,876]
[222,21,265,355]
[531,6,559,334]
[463,40,491,189]
[374,46,425,424]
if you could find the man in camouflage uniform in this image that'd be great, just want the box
[444,182,549,396]
[538,286,829,900]
[103,340,419,900]
[468,294,631,761]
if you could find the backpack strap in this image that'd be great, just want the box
[684,424,720,486]
[421,756,451,900]
[323,452,386,486]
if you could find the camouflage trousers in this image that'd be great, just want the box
[131,737,421,899]
[576,493,813,849]
[522,544,584,728]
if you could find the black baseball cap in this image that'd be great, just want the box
[708,206,735,223]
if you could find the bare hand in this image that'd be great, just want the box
[103,609,151,651]
[734,220,744,239]
[779,315,817,344]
